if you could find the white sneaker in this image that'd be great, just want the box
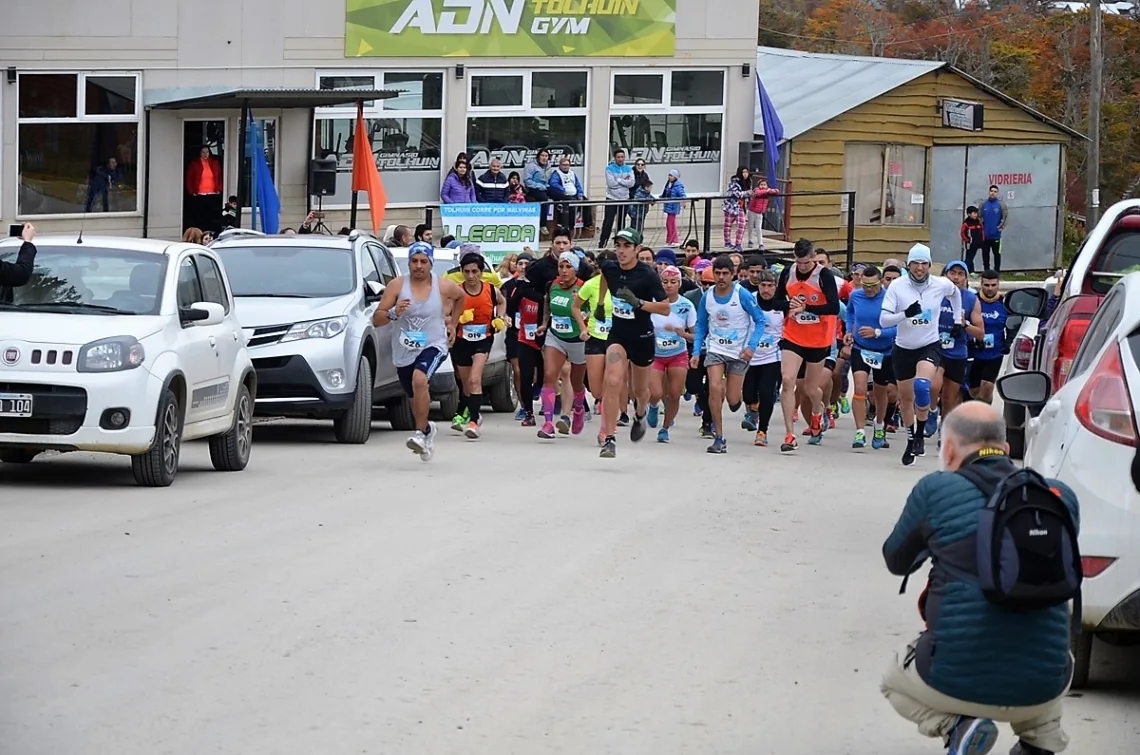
[406,430,427,454]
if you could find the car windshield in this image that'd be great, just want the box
[394,256,458,277]
[0,245,167,315]
[214,245,356,298]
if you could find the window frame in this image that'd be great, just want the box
[15,70,143,219]
[176,255,204,312]
[842,142,929,228]
[466,69,589,116]
[1069,288,1125,380]
[314,70,446,210]
[194,253,231,314]
[609,69,726,115]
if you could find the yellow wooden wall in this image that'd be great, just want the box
[787,69,1071,262]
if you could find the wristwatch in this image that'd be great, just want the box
[387,307,399,322]
[874,328,882,338]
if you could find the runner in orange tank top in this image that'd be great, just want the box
[450,247,507,439]
[774,239,841,452]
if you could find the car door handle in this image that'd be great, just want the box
[208,336,217,347]
[232,331,239,341]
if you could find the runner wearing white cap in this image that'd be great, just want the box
[879,243,962,466]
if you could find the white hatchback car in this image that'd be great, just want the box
[0,235,256,487]
[998,274,1140,687]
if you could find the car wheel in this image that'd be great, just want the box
[0,448,40,464]
[488,374,516,413]
[438,387,461,420]
[132,388,181,487]
[387,396,416,431]
[333,358,373,444]
[1071,630,1094,689]
[209,383,254,471]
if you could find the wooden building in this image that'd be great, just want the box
[754,47,1086,270]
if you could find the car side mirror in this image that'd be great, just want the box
[181,301,225,327]
[997,370,1050,406]
[364,279,385,303]
[1004,287,1048,318]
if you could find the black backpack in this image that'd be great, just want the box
[951,463,1083,615]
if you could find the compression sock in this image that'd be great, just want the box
[540,388,556,423]
[468,394,482,423]
[573,389,586,413]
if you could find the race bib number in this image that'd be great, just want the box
[939,332,955,350]
[656,333,681,352]
[523,323,538,341]
[612,299,635,320]
[551,315,574,334]
[909,309,933,327]
[757,336,776,352]
[463,324,489,341]
[796,312,820,324]
[861,349,884,370]
[594,317,611,335]
[711,328,740,349]
[400,330,427,349]
[983,333,995,349]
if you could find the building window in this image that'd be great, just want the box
[314,71,444,206]
[610,69,726,195]
[843,143,928,226]
[240,118,278,211]
[17,72,140,216]
[466,70,588,175]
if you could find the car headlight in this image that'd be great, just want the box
[280,317,349,343]
[77,337,146,373]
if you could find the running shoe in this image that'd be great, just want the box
[924,408,940,438]
[406,429,427,455]
[597,430,607,447]
[829,403,839,419]
[780,433,797,453]
[807,430,823,446]
[754,430,768,447]
[707,436,727,454]
[657,427,670,443]
[819,412,830,433]
[902,434,917,466]
[802,426,814,437]
[631,413,648,442]
[839,396,850,414]
[618,412,631,427]
[852,430,866,449]
[593,401,602,415]
[538,421,557,439]
[571,408,586,435]
[693,403,703,417]
[450,410,469,433]
[741,411,758,432]
[945,716,998,755]
[464,421,481,440]
[683,392,692,402]
[872,428,888,450]
[912,431,927,457]
[886,423,898,434]
[1008,741,1053,755]
[647,403,660,428]
[514,407,527,421]
[599,436,617,458]
[521,413,536,427]
[699,424,715,439]
[556,415,572,435]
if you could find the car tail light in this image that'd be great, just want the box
[1082,556,1117,578]
[1012,336,1034,370]
[1054,316,1092,389]
[1074,342,1138,447]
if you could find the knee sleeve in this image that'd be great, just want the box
[728,401,742,412]
[914,377,931,408]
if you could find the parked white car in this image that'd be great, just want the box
[0,235,256,487]
[998,275,1140,688]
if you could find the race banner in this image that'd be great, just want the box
[439,203,542,264]
[346,0,677,57]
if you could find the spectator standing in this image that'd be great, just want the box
[961,205,986,273]
[476,158,510,203]
[185,146,224,233]
[978,185,1008,273]
[506,172,527,203]
[548,156,591,232]
[627,158,651,228]
[722,167,750,252]
[85,157,123,213]
[441,161,476,204]
[629,176,654,234]
[524,149,554,232]
[747,177,779,251]
[660,169,687,246]
[599,148,635,248]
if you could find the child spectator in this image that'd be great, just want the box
[722,167,749,252]
[961,205,986,273]
[660,169,687,245]
[629,176,654,234]
[747,177,779,251]
[506,172,527,203]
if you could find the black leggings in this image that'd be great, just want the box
[516,345,544,416]
[744,362,782,433]
[685,355,710,425]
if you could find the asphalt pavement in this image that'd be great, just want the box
[2,403,1138,754]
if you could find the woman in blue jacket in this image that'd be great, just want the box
[440,161,476,204]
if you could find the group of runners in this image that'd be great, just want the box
[373,230,1011,464]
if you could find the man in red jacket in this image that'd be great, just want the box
[185,146,224,234]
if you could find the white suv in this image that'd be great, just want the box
[0,235,256,487]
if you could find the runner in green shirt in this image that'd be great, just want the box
[536,252,589,439]
[574,250,621,445]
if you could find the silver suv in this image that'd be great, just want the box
[211,229,437,441]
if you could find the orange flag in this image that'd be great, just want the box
[351,102,387,234]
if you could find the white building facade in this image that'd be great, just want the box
[0,0,761,239]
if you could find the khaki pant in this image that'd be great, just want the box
[880,639,1070,753]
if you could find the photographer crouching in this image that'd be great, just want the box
[881,401,1081,755]
[1,223,37,290]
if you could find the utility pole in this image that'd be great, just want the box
[1088,0,1103,226]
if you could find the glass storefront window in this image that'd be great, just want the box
[613,74,663,106]
[383,71,443,111]
[609,113,723,195]
[470,75,524,108]
[843,143,928,225]
[670,71,724,108]
[315,117,443,206]
[467,116,587,172]
[532,72,588,109]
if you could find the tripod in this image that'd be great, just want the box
[310,194,333,235]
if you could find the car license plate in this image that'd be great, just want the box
[0,393,33,417]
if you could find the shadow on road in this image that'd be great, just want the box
[0,455,218,488]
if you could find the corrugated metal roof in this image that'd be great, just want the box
[754,46,943,141]
[754,46,1085,142]
[144,87,398,110]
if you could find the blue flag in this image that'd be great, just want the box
[246,114,280,234]
[756,73,784,191]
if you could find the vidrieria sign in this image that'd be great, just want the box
[346,0,677,57]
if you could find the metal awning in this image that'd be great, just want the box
[144,86,399,110]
